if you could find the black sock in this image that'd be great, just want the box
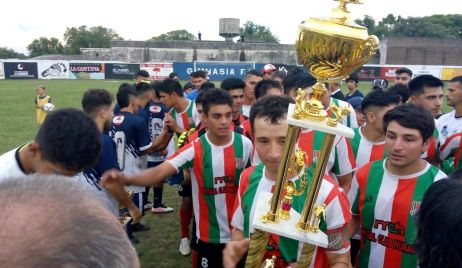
[153,187,163,208]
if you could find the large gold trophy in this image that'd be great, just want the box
[245,0,378,267]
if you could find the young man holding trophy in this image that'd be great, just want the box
[224,96,352,267]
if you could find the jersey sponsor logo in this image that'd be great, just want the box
[113,115,125,125]
[441,125,448,138]
[149,105,161,113]
[235,158,246,169]
[201,176,238,195]
[361,219,415,254]
[374,219,405,235]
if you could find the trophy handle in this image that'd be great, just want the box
[245,229,270,268]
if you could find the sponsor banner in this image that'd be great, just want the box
[140,63,173,80]
[38,61,70,79]
[441,68,462,81]
[69,62,105,79]
[353,66,382,81]
[174,62,255,81]
[410,66,442,79]
[0,62,4,79]
[381,66,442,80]
[4,62,38,79]
[105,63,140,80]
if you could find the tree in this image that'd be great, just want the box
[63,25,123,54]
[151,30,196,41]
[240,21,279,43]
[0,47,27,59]
[27,37,64,57]
[355,14,462,39]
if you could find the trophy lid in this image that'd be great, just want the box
[299,0,369,41]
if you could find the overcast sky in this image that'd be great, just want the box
[2,0,461,54]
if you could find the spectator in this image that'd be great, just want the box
[395,67,413,87]
[345,73,364,101]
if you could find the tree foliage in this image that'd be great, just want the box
[0,47,27,59]
[240,21,280,43]
[151,30,196,41]
[355,14,462,39]
[27,37,64,57]
[63,25,123,54]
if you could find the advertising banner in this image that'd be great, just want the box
[4,62,38,79]
[38,61,70,79]
[69,62,105,79]
[140,63,173,80]
[380,66,400,80]
[354,66,382,81]
[410,66,442,79]
[174,62,255,81]
[0,62,4,79]
[105,63,140,80]
[441,68,462,81]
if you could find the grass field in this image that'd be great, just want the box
[0,79,450,267]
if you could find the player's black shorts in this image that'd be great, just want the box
[178,181,192,197]
[195,240,226,268]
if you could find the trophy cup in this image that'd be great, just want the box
[245,0,378,267]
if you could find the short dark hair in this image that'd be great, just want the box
[346,73,359,84]
[195,90,208,105]
[183,82,194,91]
[387,84,411,103]
[245,69,263,79]
[271,70,287,81]
[408,75,444,96]
[81,89,113,116]
[135,82,153,95]
[158,79,183,97]
[282,72,317,95]
[36,108,101,172]
[136,70,149,78]
[117,84,137,109]
[415,179,462,268]
[201,89,232,115]
[395,67,413,77]
[221,77,246,91]
[361,89,400,112]
[250,95,294,134]
[449,75,462,84]
[200,81,215,91]
[151,81,161,98]
[383,104,435,142]
[255,80,282,100]
[168,72,178,79]
[191,70,207,79]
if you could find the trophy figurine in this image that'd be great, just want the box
[245,0,378,267]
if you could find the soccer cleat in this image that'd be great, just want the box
[179,237,191,256]
[151,204,174,214]
[143,202,153,210]
[132,223,150,232]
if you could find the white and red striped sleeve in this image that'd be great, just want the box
[439,132,462,161]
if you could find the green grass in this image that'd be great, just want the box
[0,79,450,267]
[0,79,192,267]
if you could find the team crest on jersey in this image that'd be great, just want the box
[409,201,421,217]
[235,158,246,169]
[441,126,448,138]
[150,105,161,113]
[112,115,125,126]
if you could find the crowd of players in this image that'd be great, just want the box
[0,64,462,268]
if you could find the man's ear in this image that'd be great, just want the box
[408,95,416,104]
[27,142,41,158]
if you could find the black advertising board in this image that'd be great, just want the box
[4,62,38,79]
[105,63,140,80]
[354,66,382,81]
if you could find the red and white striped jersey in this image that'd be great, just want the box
[232,164,351,267]
[439,132,462,169]
[169,99,200,131]
[350,127,387,169]
[167,131,253,243]
[350,160,446,268]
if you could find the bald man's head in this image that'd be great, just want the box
[0,174,139,268]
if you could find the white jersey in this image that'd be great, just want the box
[437,110,462,144]
[0,146,27,181]
[242,104,251,118]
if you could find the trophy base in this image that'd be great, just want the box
[287,104,355,138]
[253,192,328,248]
